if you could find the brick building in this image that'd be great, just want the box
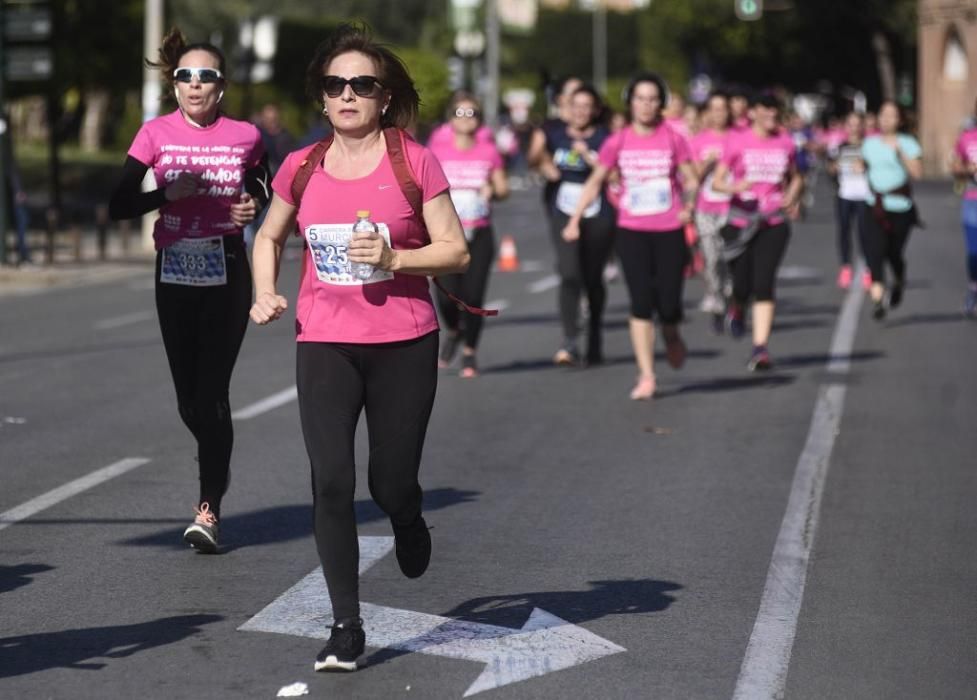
[919,0,977,174]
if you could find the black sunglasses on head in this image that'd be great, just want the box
[321,75,383,98]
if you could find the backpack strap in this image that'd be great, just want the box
[384,127,423,218]
[291,138,333,208]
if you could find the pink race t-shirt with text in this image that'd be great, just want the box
[128,110,264,250]
[690,129,731,215]
[722,127,796,227]
[271,138,450,344]
[428,139,503,229]
[598,123,691,232]
[955,128,977,201]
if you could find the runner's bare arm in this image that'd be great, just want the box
[489,167,510,201]
[783,165,805,218]
[561,163,610,242]
[710,161,748,195]
[250,194,297,325]
[527,128,548,168]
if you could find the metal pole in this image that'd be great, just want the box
[141,0,163,253]
[0,3,8,266]
[484,0,499,127]
[593,2,607,95]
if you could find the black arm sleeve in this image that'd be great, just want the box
[244,152,272,210]
[108,156,168,221]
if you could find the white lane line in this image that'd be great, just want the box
[484,299,510,312]
[233,386,298,421]
[0,457,150,532]
[732,268,866,699]
[527,274,560,294]
[93,310,155,330]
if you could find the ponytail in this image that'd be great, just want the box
[144,27,226,104]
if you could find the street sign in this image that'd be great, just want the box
[4,8,52,41]
[5,46,53,81]
[734,0,763,21]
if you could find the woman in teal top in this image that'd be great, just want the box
[861,100,923,319]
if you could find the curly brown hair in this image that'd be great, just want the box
[145,27,226,102]
[305,23,419,130]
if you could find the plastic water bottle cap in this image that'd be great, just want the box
[356,210,370,218]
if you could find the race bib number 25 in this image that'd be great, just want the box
[304,224,395,285]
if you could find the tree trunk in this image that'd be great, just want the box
[872,31,897,102]
[80,89,111,153]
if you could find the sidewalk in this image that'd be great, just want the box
[0,227,153,298]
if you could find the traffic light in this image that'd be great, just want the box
[734,0,763,21]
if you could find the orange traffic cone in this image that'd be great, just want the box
[497,234,520,272]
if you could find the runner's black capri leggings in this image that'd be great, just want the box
[154,236,251,517]
[862,209,913,285]
[549,208,616,341]
[729,222,791,304]
[436,226,494,349]
[297,331,438,621]
[615,226,688,324]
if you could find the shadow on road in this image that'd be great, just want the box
[0,564,55,594]
[116,487,480,550]
[482,350,722,376]
[655,373,795,398]
[0,614,222,679]
[774,350,885,368]
[361,578,681,668]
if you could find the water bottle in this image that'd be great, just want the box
[351,210,377,280]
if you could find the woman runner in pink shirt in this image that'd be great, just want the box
[109,29,269,553]
[712,93,804,371]
[950,96,977,316]
[562,73,699,400]
[429,92,509,377]
[249,24,469,672]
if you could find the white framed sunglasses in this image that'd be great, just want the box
[173,67,224,84]
[453,107,480,119]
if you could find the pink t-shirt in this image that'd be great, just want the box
[428,139,503,229]
[128,110,264,250]
[723,127,796,227]
[598,123,691,232]
[690,129,731,215]
[271,138,450,344]
[955,128,977,201]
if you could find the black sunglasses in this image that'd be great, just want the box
[321,75,383,98]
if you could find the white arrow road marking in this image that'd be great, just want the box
[240,536,625,696]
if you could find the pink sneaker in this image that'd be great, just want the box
[836,265,852,289]
[861,270,872,290]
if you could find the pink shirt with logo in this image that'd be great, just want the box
[690,129,731,215]
[272,138,450,344]
[598,123,691,232]
[722,127,796,227]
[955,128,977,201]
[128,110,264,250]
[428,139,503,229]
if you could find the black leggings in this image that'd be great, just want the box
[296,332,438,621]
[863,209,914,285]
[615,227,688,324]
[836,197,868,266]
[730,222,791,305]
[435,226,494,349]
[154,236,251,517]
[549,209,615,343]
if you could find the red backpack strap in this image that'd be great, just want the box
[383,127,498,318]
[383,127,423,218]
[291,138,333,209]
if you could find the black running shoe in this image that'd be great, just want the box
[393,516,431,579]
[314,618,365,672]
[872,299,886,321]
[889,281,904,308]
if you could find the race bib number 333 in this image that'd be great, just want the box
[305,224,395,285]
[160,237,227,286]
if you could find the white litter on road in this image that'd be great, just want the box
[276,682,309,697]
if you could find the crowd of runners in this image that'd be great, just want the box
[106,22,974,674]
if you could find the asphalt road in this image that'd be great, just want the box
[1,179,975,699]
